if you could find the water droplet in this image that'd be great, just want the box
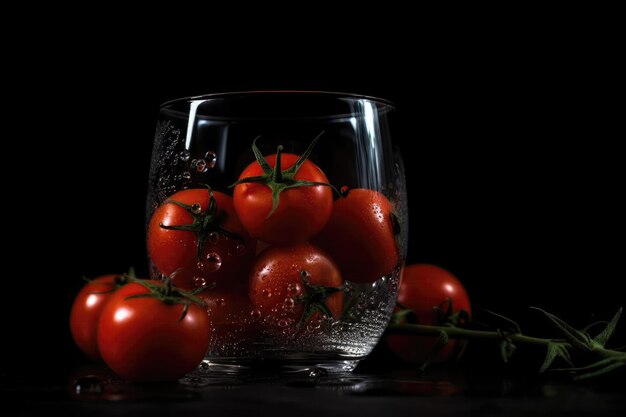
[195,158,207,173]
[283,297,295,310]
[191,376,202,384]
[235,243,246,255]
[197,261,205,270]
[179,150,190,161]
[261,289,272,299]
[205,151,217,168]
[74,376,102,395]
[205,252,222,272]
[251,309,261,318]
[193,276,207,288]
[287,283,301,296]
[308,318,322,330]
[208,232,220,244]
[217,298,226,307]
[340,185,350,196]
[278,319,289,328]
[182,171,191,180]
[308,368,328,378]
[200,361,209,370]
[191,203,202,214]
[300,270,309,280]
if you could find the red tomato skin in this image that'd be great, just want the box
[386,264,472,364]
[70,275,119,361]
[147,189,256,290]
[97,282,211,381]
[314,188,399,283]
[249,243,343,333]
[233,153,333,245]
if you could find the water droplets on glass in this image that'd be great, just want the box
[74,376,103,395]
[287,283,301,296]
[179,150,190,161]
[283,297,295,310]
[208,232,220,244]
[194,158,207,173]
[205,252,222,272]
[205,151,217,169]
[193,276,207,288]
[308,318,322,330]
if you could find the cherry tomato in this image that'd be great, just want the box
[97,281,211,381]
[314,188,399,283]
[385,264,472,365]
[147,188,256,290]
[70,274,123,361]
[249,243,343,335]
[233,140,333,245]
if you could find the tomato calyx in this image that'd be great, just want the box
[393,298,471,328]
[86,267,137,295]
[230,133,337,218]
[126,277,210,322]
[295,270,342,329]
[159,185,242,259]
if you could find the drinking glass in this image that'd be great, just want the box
[146,91,407,373]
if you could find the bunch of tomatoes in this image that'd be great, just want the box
[71,136,474,380]
[70,136,404,380]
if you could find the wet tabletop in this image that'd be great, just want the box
[2,365,625,417]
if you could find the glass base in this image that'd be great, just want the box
[199,356,361,375]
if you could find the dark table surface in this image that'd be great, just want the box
[3,363,625,417]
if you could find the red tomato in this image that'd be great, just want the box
[386,264,472,365]
[249,243,343,335]
[147,188,256,290]
[314,188,399,283]
[233,143,333,245]
[70,274,123,361]
[97,281,211,381]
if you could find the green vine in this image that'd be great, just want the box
[386,307,625,380]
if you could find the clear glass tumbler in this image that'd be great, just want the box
[146,91,407,373]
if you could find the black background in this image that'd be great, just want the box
[3,18,624,375]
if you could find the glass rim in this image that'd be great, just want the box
[160,90,395,109]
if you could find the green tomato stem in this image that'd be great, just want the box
[386,323,552,346]
[385,323,625,360]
